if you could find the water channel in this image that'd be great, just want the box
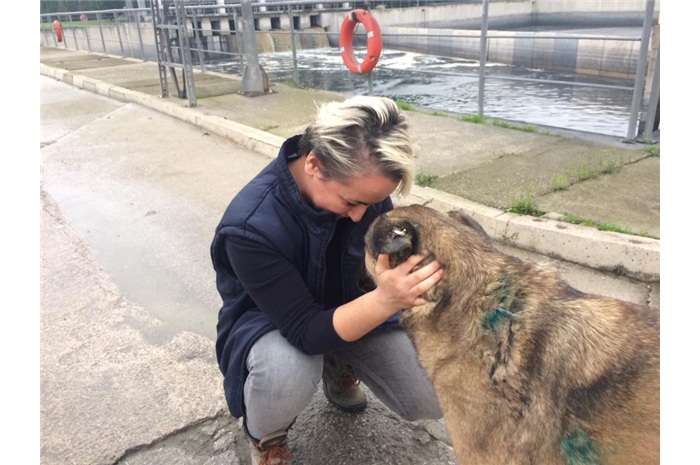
[211,47,635,137]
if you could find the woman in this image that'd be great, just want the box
[210,96,444,464]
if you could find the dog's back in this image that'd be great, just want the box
[364,205,660,464]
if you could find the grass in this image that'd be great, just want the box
[431,111,449,117]
[643,145,660,157]
[415,173,439,188]
[561,214,656,239]
[507,192,544,216]
[549,157,625,191]
[492,119,538,132]
[550,175,568,191]
[395,100,415,111]
[40,20,123,30]
[458,114,486,124]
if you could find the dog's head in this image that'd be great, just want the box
[363,205,491,291]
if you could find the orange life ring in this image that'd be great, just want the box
[53,20,63,43]
[339,9,382,74]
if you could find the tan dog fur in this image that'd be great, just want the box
[363,205,659,465]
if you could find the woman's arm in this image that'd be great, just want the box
[333,253,443,342]
[226,236,443,351]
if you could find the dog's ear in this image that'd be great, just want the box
[447,210,490,240]
[368,218,418,268]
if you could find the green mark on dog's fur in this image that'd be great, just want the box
[481,308,513,333]
[560,432,600,465]
[480,276,516,333]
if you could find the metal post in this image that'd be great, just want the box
[124,12,134,58]
[626,0,656,142]
[61,15,68,49]
[644,45,660,143]
[288,5,299,83]
[115,12,125,56]
[70,15,80,50]
[240,0,266,95]
[84,15,92,52]
[97,13,107,54]
[368,72,374,96]
[150,0,169,98]
[192,13,206,72]
[40,17,46,46]
[232,9,244,72]
[478,0,489,117]
[134,10,146,60]
[174,0,198,107]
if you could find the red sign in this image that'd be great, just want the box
[80,14,88,22]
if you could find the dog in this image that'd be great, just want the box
[363,205,659,465]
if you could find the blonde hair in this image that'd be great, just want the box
[297,96,415,196]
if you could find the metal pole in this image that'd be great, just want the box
[232,9,244,72]
[84,15,92,52]
[134,10,146,60]
[97,12,107,54]
[289,5,299,83]
[644,45,660,143]
[478,0,489,116]
[368,72,374,96]
[115,12,125,56]
[174,0,198,107]
[150,0,169,98]
[124,12,135,58]
[240,0,266,95]
[192,13,206,71]
[61,16,68,49]
[71,15,80,50]
[626,0,656,142]
[40,17,47,47]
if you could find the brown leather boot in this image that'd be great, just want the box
[322,353,367,413]
[250,430,294,465]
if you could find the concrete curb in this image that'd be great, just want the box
[39,62,660,282]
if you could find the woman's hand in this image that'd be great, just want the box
[372,253,443,316]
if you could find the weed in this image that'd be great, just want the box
[507,192,544,216]
[561,214,656,239]
[492,119,537,132]
[643,145,660,157]
[458,114,486,124]
[550,175,569,191]
[415,173,438,188]
[431,111,449,117]
[600,159,619,175]
[395,100,415,111]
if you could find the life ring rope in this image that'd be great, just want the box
[339,9,382,75]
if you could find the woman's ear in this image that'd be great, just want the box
[304,152,323,178]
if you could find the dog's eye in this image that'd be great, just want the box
[392,227,407,237]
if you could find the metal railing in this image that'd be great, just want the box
[40,0,659,141]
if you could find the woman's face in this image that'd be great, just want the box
[302,154,399,222]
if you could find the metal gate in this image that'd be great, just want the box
[150,0,197,107]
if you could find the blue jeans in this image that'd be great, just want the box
[243,328,443,441]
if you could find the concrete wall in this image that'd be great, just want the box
[40,24,329,61]
[382,26,641,79]
[321,0,660,32]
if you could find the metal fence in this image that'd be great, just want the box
[40,0,660,141]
